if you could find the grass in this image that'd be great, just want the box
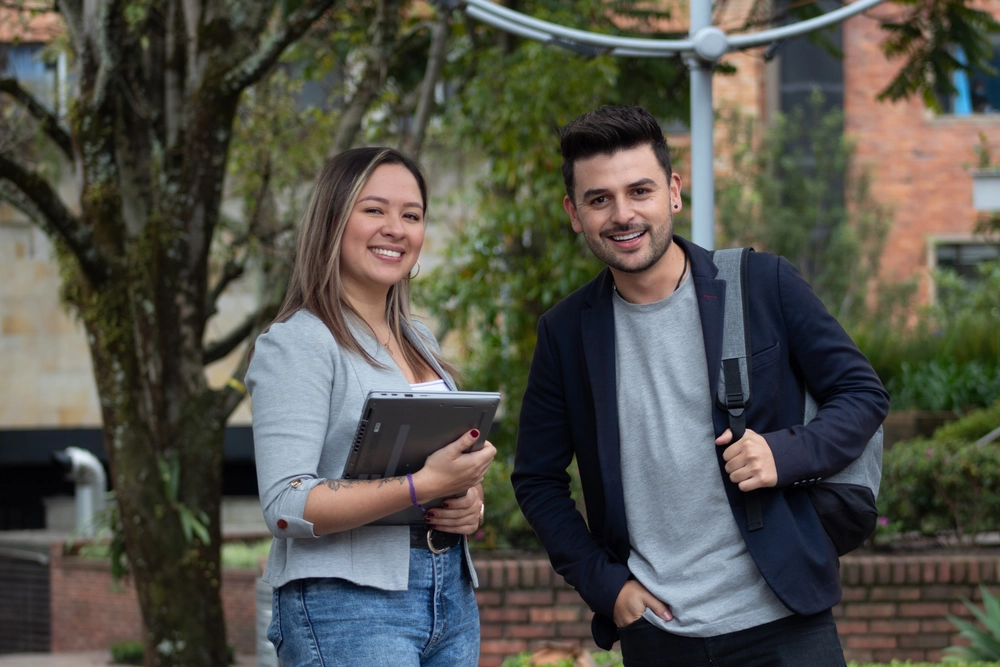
[75,538,271,569]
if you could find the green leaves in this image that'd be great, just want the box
[945,585,1000,661]
[158,452,212,547]
[715,93,892,324]
[879,401,1000,539]
[878,0,1000,111]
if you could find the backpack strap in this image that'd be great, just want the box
[710,248,763,532]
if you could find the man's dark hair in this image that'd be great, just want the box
[560,105,672,202]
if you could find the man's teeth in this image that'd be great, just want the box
[611,232,643,242]
[371,248,402,258]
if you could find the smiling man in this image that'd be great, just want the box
[512,105,889,667]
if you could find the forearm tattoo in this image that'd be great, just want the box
[320,476,405,491]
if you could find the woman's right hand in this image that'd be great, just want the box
[412,430,496,503]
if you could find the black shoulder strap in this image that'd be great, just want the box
[710,247,763,532]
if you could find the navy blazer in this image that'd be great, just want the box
[512,236,889,649]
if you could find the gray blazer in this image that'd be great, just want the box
[247,309,478,590]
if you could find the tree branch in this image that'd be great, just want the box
[221,0,339,96]
[205,260,245,320]
[400,9,450,159]
[203,312,256,364]
[55,0,85,53]
[330,0,403,155]
[0,152,107,282]
[0,78,73,160]
[86,0,122,108]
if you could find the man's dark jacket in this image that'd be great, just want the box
[512,236,890,649]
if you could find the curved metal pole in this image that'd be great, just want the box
[465,0,882,56]
[464,0,693,52]
[727,0,884,49]
[465,6,555,44]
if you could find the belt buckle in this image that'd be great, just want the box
[426,528,452,554]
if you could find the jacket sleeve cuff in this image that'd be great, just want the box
[589,561,633,620]
[264,477,324,538]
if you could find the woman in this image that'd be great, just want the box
[247,147,496,667]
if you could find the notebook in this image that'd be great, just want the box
[343,390,501,524]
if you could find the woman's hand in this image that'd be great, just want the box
[413,431,495,502]
[426,484,485,535]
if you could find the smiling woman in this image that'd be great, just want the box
[245,147,496,666]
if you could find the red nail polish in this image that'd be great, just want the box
[470,429,480,439]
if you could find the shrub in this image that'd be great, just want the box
[110,640,143,665]
[946,585,1000,662]
[110,641,236,665]
[879,401,1000,538]
[886,360,1000,413]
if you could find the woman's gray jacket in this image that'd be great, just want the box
[246,309,477,590]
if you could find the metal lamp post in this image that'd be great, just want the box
[460,0,885,250]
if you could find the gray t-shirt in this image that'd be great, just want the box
[613,275,790,637]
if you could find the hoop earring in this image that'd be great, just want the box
[409,261,421,279]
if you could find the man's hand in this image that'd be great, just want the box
[613,580,672,628]
[715,428,778,491]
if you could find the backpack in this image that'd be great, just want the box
[711,247,882,556]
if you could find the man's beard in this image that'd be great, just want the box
[585,217,674,274]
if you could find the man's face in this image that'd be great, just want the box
[564,144,682,275]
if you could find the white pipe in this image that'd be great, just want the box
[60,447,107,537]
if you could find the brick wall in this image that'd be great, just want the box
[48,544,258,655]
[47,544,998,665]
[471,552,999,667]
[843,2,1000,304]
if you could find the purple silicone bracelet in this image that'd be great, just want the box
[406,474,426,512]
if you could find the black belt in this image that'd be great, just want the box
[409,525,462,553]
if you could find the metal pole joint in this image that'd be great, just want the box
[691,26,729,63]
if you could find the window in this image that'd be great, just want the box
[940,44,1000,115]
[935,240,1000,279]
[0,42,60,114]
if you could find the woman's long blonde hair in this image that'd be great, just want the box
[265,146,455,380]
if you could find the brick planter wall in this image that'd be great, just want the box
[45,544,999,666]
[48,544,258,655]
[471,551,1000,667]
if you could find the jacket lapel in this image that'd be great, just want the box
[580,269,628,541]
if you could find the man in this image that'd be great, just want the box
[512,105,889,666]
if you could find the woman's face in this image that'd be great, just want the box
[339,163,425,299]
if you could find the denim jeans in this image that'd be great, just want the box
[618,609,846,667]
[268,546,479,666]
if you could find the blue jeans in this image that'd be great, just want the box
[268,546,479,667]
[618,610,846,667]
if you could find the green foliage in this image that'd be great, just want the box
[886,360,1000,413]
[158,452,211,547]
[110,640,145,665]
[715,93,891,323]
[71,492,129,581]
[946,586,1000,662]
[220,539,272,569]
[878,1,1000,111]
[501,650,623,667]
[851,258,1000,409]
[109,639,235,665]
[879,401,1000,538]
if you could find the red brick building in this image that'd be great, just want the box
[710,0,1000,304]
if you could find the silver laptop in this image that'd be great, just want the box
[343,390,501,524]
